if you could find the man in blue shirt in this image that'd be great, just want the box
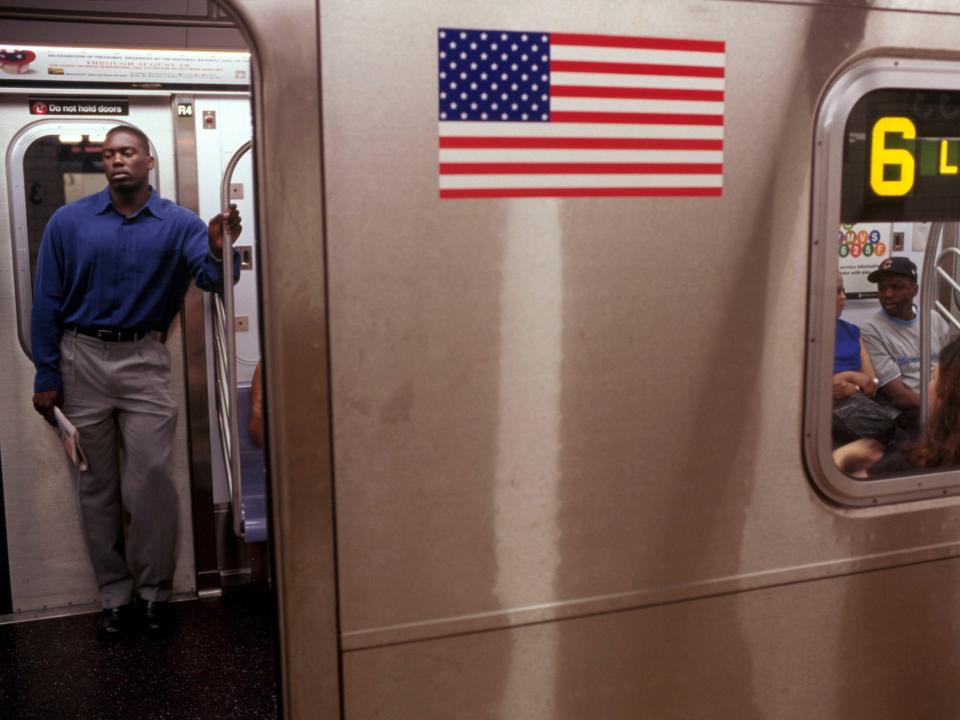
[30,125,241,640]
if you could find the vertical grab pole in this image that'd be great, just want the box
[920,221,944,425]
[219,140,253,537]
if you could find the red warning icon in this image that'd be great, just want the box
[30,100,48,115]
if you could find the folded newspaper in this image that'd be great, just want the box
[53,407,88,472]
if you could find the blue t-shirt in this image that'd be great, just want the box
[835,318,861,373]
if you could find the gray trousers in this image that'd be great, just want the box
[61,332,179,609]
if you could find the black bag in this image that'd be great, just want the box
[832,392,897,445]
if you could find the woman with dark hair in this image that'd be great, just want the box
[834,334,960,476]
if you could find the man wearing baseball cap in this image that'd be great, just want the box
[861,256,952,415]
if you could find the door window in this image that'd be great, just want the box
[807,58,960,505]
[7,121,157,357]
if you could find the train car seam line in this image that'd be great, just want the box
[340,542,960,651]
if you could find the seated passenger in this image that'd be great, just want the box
[861,257,951,417]
[832,274,894,445]
[249,361,263,448]
[834,335,960,477]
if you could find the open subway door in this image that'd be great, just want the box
[0,97,197,612]
[0,45,262,615]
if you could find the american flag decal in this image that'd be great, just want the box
[437,28,725,199]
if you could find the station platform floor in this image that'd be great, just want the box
[0,584,277,719]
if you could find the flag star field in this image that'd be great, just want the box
[439,29,551,122]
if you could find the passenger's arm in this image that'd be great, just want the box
[207,204,242,260]
[833,338,878,398]
[858,340,879,397]
[30,217,66,425]
[861,324,903,393]
[833,373,861,399]
[185,210,241,292]
[32,389,63,427]
[878,376,921,410]
[834,370,874,395]
[249,362,263,448]
[833,438,885,478]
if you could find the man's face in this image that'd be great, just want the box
[876,272,918,320]
[102,130,153,193]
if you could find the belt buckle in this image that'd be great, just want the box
[97,329,116,341]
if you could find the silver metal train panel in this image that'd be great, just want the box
[303,0,960,716]
[10,0,960,717]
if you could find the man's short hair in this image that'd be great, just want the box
[105,125,152,156]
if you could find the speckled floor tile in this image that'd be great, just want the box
[0,585,278,719]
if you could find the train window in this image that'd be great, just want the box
[24,137,106,295]
[806,58,960,505]
[6,121,155,358]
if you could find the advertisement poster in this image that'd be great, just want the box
[838,222,891,298]
[0,45,249,86]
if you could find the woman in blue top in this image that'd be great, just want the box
[833,273,893,444]
[834,274,879,399]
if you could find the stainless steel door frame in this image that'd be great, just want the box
[224,1,341,717]
[173,93,222,599]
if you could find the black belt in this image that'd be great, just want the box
[65,325,162,342]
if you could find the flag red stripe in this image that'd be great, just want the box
[439,137,724,150]
[439,163,722,174]
[550,111,723,126]
[440,187,724,199]
[550,33,725,53]
[551,60,724,78]
[551,85,724,102]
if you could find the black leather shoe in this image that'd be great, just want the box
[141,600,171,638]
[97,604,131,642]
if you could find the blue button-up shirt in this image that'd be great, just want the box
[31,187,237,392]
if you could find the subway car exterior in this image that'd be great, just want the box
[6,0,960,718]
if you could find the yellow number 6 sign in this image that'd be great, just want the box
[870,116,916,196]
